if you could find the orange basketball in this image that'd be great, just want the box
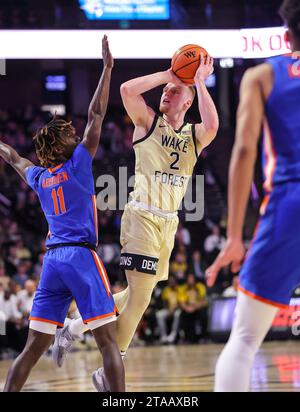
[171,44,208,85]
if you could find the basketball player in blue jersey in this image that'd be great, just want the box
[206,0,300,391]
[0,36,125,392]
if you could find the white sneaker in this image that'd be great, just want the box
[166,332,177,344]
[160,335,169,344]
[92,367,110,392]
[52,325,76,367]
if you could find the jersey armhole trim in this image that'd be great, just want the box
[265,61,276,109]
[133,114,158,146]
[191,124,199,159]
[24,165,35,180]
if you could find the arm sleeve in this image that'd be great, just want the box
[25,166,43,191]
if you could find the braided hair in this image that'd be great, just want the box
[33,115,75,167]
[279,0,300,37]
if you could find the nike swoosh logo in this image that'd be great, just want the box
[159,125,167,128]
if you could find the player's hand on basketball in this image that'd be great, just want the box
[205,238,245,287]
[194,54,214,82]
[165,68,185,86]
[102,35,114,69]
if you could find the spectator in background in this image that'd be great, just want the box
[175,223,191,247]
[17,279,36,318]
[12,261,29,288]
[0,282,4,303]
[7,222,21,243]
[0,288,27,354]
[33,252,44,279]
[22,191,45,232]
[204,226,226,264]
[15,240,32,261]
[170,252,188,279]
[190,250,205,282]
[5,245,21,277]
[156,276,181,344]
[0,288,22,324]
[178,274,208,343]
[0,262,10,290]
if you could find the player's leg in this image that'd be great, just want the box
[113,211,178,353]
[68,286,129,337]
[89,319,125,392]
[52,286,129,367]
[214,291,278,392]
[4,323,55,392]
[116,269,157,355]
[10,249,73,388]
[60,247,125,390]
[167,308,181,343]
[156,308,170,342]
[216,183,300,391]
[90,269,158,391]
[53,268,156,370]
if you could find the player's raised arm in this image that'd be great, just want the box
[120,69,179,130]
[0,140,33,182]
[194,55,219,149]
[206,66,265,287]
[82,35,113,157]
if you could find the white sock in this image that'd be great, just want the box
[68,317,89,337]
[214,291,278,392]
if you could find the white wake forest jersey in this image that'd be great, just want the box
[130,114,200,212]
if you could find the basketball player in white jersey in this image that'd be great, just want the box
[206,0,300,392]
[53,55,219,390]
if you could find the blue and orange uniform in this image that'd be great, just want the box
[25,143,116,327]
[239,54,300,308]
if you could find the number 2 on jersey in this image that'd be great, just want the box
[170,152,180,170]
[51,186,66,215]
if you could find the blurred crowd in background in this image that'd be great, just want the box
[0,0,283,30]
[0,106,243,359]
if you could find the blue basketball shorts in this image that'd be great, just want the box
[239,181,300,308]
[29,246,116,327]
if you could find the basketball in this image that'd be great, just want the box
[171,44,208,85]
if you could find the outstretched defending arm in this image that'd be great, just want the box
[0,140,33,182]
[82,35,113,157]
[194,55,219,149]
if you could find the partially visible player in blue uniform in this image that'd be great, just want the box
[0,36,125,392]
[206,0,300,391]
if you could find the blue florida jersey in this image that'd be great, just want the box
[263,55,300,192]
[25,143,98,247]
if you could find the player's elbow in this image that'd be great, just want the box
[120,83,133,98]
[88,108,104,122]
[235,144,257,159]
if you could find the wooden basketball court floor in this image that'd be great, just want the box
[1,341,300,392]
